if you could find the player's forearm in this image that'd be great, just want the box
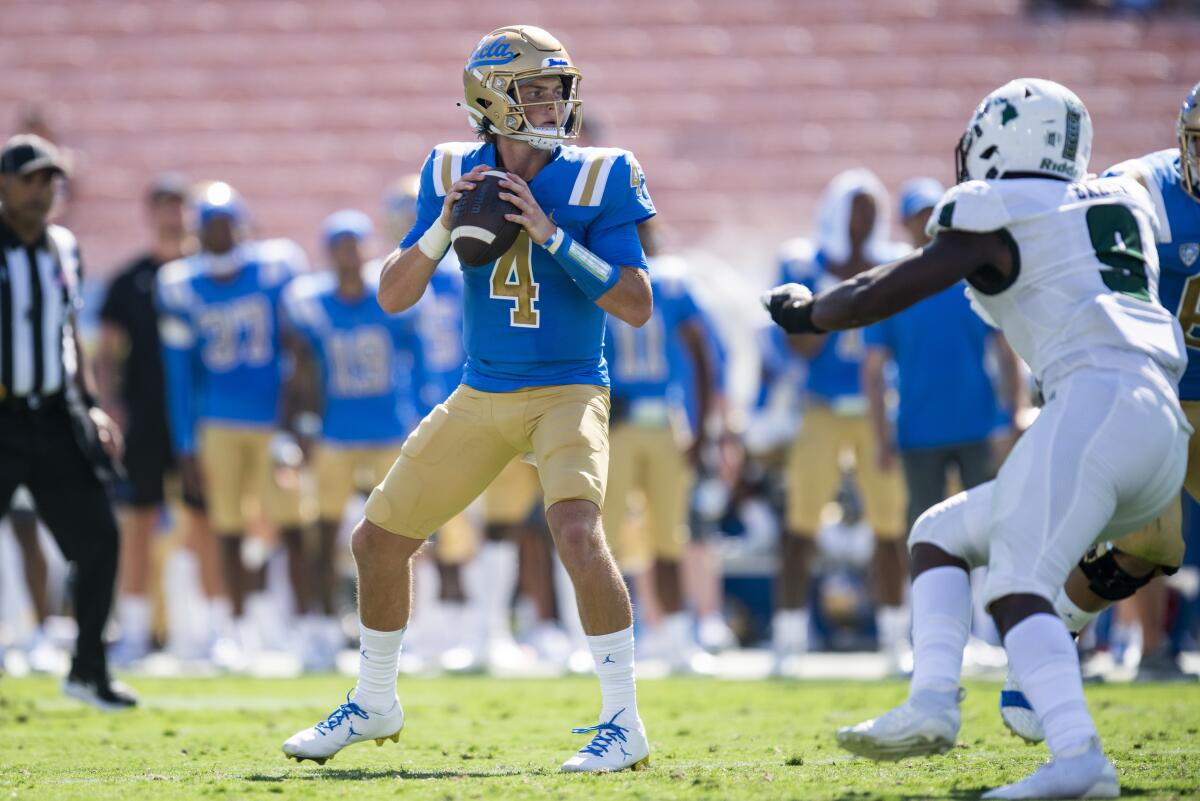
[378,246,439,314]
[596,267,652,327]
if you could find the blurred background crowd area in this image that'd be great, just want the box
[1,0,1198,679]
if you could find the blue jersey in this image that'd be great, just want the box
[157,241,303,454]
[283,271,425,446]
[400,142,655,392]
[413,258,466,411]
[778,240,908,406]
[864,284,999,450]
[1105,150,1200,400]
[606,269,700,406]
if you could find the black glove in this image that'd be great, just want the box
[761,283,825,334]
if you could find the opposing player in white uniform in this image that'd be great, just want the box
[766,79,1189,800]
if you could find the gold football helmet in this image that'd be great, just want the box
[1179,81,1200,200]
[461,25,582,151]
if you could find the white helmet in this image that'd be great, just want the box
[955,78,1092,184]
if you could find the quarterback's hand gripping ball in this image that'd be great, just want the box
[450,170,522,267]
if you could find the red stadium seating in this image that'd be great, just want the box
[0,0,1192,271]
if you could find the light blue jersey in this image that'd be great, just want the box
[606,268,700,406]
[158,240,304,454]
[777,243,874,406]
[413,258,466,411]
[1105,150,1200,400]
[400,141,655,392]
[283,270,425,446]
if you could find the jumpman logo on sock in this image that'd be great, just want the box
[602,654,615,665]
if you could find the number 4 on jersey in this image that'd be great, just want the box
[490,231,540,328]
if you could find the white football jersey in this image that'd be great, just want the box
[927,176,1186,386]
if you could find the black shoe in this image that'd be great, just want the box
[63,672,138,711]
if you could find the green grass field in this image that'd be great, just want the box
[1,675,1198,800]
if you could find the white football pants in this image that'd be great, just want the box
[909,362,1188,608]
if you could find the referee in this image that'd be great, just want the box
[0,133,135,709]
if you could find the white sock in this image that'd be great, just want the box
[876,605,910,654]
[587,625,638,719]
[772,608,809,654]
[1004,613,1098,758]
[909,567,971,697]
[1054,591,1099,634]
[354,623,404,713]
[478,541,518,646]
[118,594,152,648]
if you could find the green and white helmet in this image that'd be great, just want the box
[955,78,1092,184]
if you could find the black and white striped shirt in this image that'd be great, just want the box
[0,216,84,402]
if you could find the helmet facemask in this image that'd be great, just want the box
[1178,82,1200,201]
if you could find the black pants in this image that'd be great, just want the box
[0,399,119,678]
[900,440,996,531]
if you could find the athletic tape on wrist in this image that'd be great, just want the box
[416,219,451,261]
[542,227,620,301]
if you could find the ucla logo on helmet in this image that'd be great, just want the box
[1182,243,1199,268]
[468,38,519,69]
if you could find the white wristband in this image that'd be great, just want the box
[416,218,451,261]
[543,227,565,255]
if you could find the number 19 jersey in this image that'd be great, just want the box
[400,141,656,393]
[927,176,1185,387]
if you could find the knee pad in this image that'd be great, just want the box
[1078,544,1165,602]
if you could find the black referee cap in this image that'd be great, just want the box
[0,134,66,177]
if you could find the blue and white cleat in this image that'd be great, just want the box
[560,708,650,773]
[282,691,404,765]
[836,690,962,761]
[982,738,1119,799]
[999,672,1045,744]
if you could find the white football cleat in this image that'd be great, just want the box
[1000,672,1044,744]
[282,692,404,765]
[836,691,961,761]
[982,738,1119,799]
[560,707,650,773]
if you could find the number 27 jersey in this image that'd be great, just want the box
[400,141,656,393]
[927,175,1185,386]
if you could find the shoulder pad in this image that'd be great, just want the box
[566,146,631,207]
[282,274,331,332]
[777,238,817,282]
[251,238,306,286]
[431,142,486,197]
[157,255,204,310]
[927,180,1010,237]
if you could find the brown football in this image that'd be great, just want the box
[450,170,522,267]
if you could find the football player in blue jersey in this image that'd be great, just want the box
[158,182,313,666]
[603,219,716,673]
[773,169,910,673]
[283,25,655,772]
[281,210,427,670]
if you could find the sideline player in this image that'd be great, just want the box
[773,169,909,670]
[282,210,426,669]
[603,218,715,672]
[283,25,655,772]
[767,79,1189,799]
[96,175,219,664]
[158,182,312,664]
